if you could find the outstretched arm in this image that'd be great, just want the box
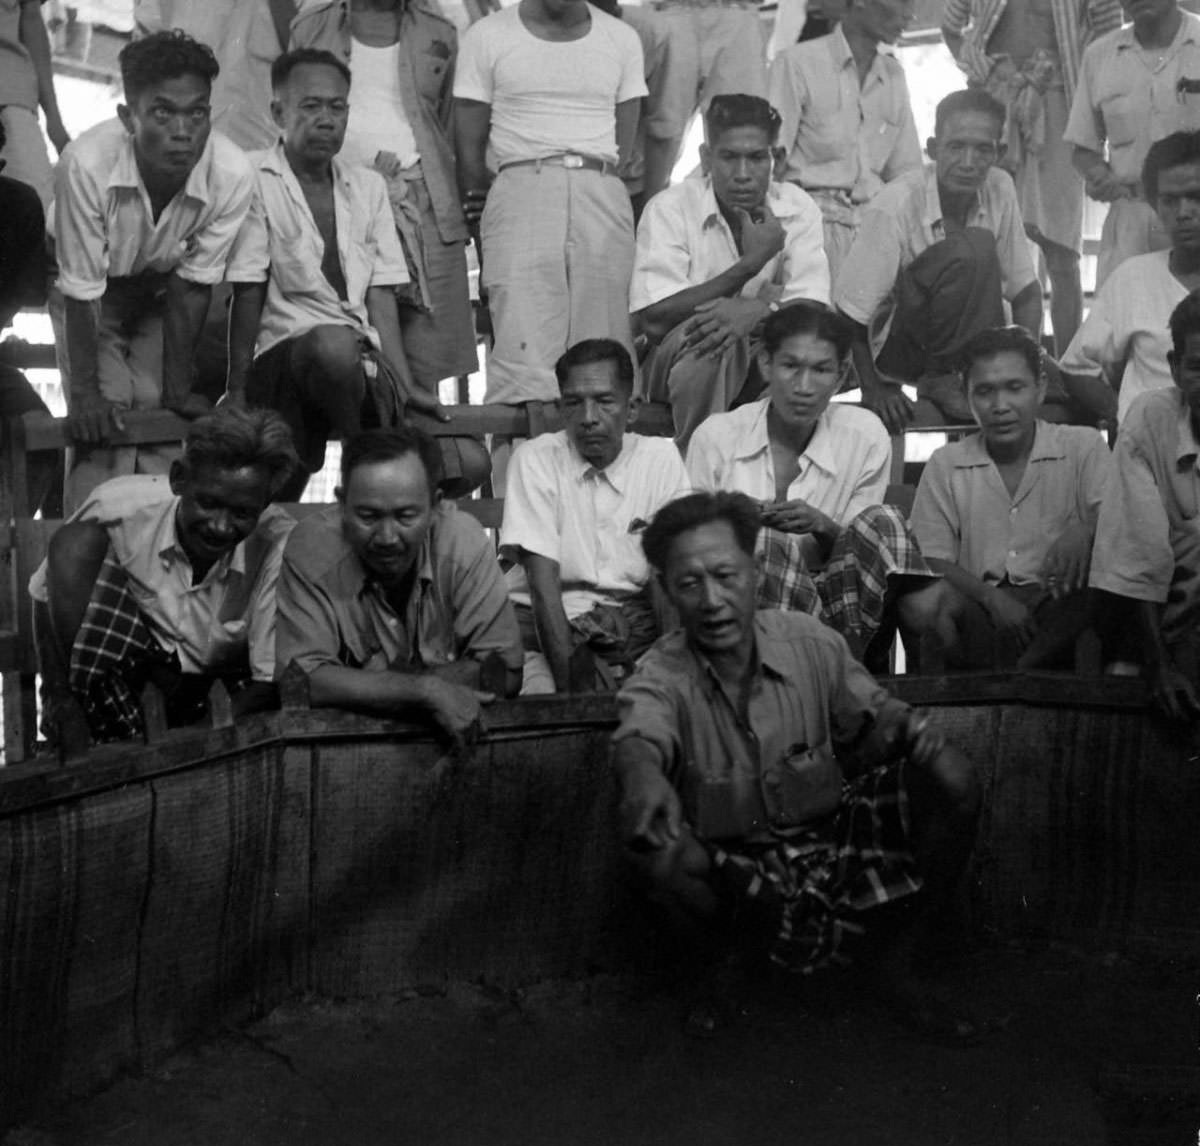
[523,551,574,693]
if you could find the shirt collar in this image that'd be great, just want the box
[571,434,633,493]
[828,26,894,79]
[262,138,355,191]
[158,499,245,581]
[950,420,1061,468]
[691,613,791,695]
[731,399,838,475]
[108,129,214,207]
[923,162,984,234]
[356,517,437,601]
[699,175,804,230]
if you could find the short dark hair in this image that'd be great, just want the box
[120,31,219,105]
[958,325,1043,388]
[271,47,352,93]
[340,426,443,497]
[554,338,635,393]
[182,407,299,500]
[642,491,761,574]
[1169,289,1200,358]
[704,94,782,146]
[933,89,1005,138]
[1143,131,1200,205]
[761,301,853,360]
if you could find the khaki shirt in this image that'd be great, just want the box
[613,611,908,841]
[912,421,1111,586]
[276,501,523,678]
[1090,388,1200,646]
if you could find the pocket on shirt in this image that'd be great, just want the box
[270,251,326,295]
[864,116,902,172]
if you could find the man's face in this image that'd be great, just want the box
[172,462,273,568]
[1169,331,1200,420]
[760,331,843,433]
[273,62,350,164]
[845,0,915,45]
[1122,0,1176,25]
[559,358,634,470]
[338,454,436,589]
[702,125,775,215]
[119,73,212,186]
[1154,161,1200,255]
[966,349,1046,451]
[928,110,1002,198]
[661,520,757,659]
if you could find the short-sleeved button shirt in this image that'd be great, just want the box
[834,163,1039,329]
[630,176,830,313]
[1090,388,1200,646]
[912,421,1112,586]
[52,119,255,302]
[276,501,523,679]
[499,431,691,620]
[612,610,908,841]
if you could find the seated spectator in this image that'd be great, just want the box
[225,48,451,501]
[633,93,829,449]
[52,31,255,512]
[1060,131,1200,426]
[0,117,60,517]
[911,326,1111,671]
[768,0,922,283]
[1090,291,1200,720]
[686,301,952,670]
[500,338,691,693]
[276,427,523,747]
[835,89,1043,431]
[32,407,299,751]
[612,491,982,1042]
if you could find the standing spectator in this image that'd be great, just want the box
[133,0,296,152]
[453,0,646,403]
[52,31,254,512]
[632,94,828,449]
[292,0,479,400]
[941,0,1122,351]
[769,0,922,284]
[0,0,69,207]
[1065,0,1200,286]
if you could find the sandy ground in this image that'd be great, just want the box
[6,941,1196,1146]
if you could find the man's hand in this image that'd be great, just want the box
[682,297,765,359]
[1040,522,1092,599]
[736,205,786,269]
[420,675,494,751]
[164,392,214,420]
[618,762,682,851]
[67,391,125,444]
[901,709,946,769]
[1148,661,1200,723]
[406,387,452,422]
[374,149,406,179]
[760,498,832,537]
[462,187,489,228]
[1084,165,1130,203]
[983,585,1036,650]
[861,380,915,435]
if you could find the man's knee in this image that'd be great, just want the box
[294,325,362,379]
[918,745,982,823]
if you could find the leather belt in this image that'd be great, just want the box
[499,153,617,177]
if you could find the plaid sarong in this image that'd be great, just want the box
[68,553,172,742]
[757,505,939,655]
[707,760,923,974]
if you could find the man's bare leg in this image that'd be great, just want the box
[1040,238,1082,355]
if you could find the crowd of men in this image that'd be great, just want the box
[5,0,1200,1044]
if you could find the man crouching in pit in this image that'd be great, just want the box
[611,491,983,1042]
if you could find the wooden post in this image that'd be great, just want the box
[279,661,311,710]
[140,681,169,744]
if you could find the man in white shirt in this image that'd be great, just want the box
[453,0,646,403]
[501,338,691,692]
[52,31,256,511]
[225,48,440,500]
[686,301,953,672]
[33,407,299,751]
[1059,130,1200,423]
[632,94,829,450]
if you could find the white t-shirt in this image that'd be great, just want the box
[453,4,647,167]
[343,38,420,169]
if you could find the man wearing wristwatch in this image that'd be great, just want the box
[631,94,829,450]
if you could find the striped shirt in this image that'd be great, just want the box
[940,0,1122,93]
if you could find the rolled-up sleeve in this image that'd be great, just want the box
[993,174,1039,301]
[175,150,256,285]
[274,551,345,678]
[366,174,410,287]
[630,193,693,312]
[499,440,562,563]
[449,520,525,670]
[224,187,271,284]
[1058,278,1121,383]
[910,451,962,563]
[1063,44,1106,153]
[452,23,493,103]
[1077,431,1113,524]
[779,196,831,305]
[53,147,111,301]
[684,423,725,492]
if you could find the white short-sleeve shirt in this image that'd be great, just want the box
[453,5,647,167]
[499,431,691,619]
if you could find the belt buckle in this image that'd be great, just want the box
[562,154,584,169]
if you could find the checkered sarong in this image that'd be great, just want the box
[757,505,939,654]
[69,553,171,742]
[707,761,923,973]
